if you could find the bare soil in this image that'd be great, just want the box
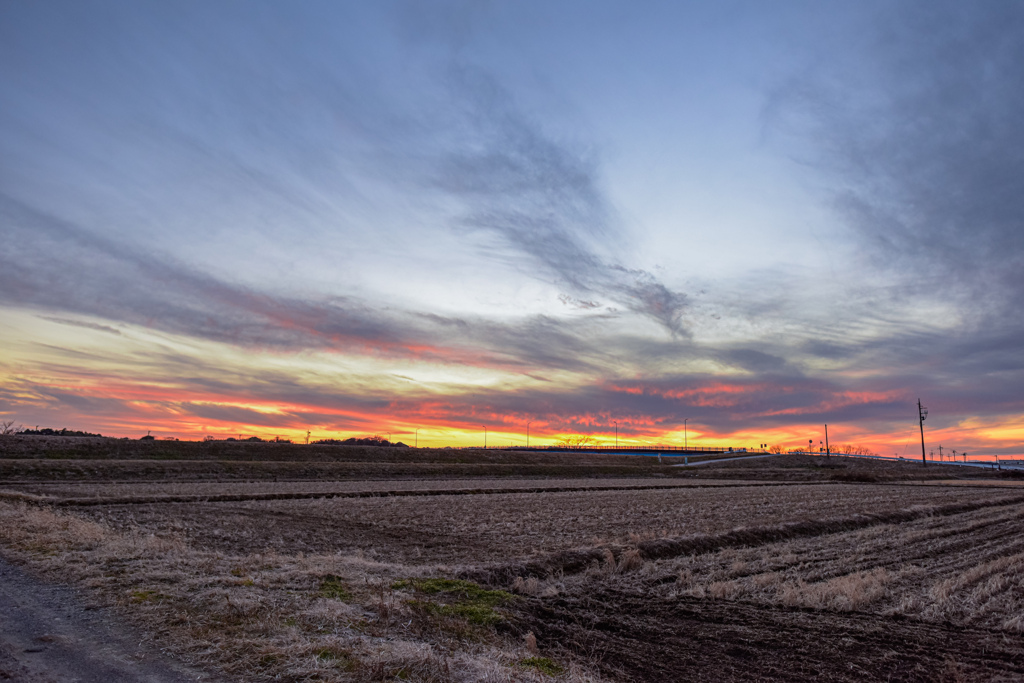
[499,494,1024,680]
[74,484,1009,564]
[513,588,1024,682]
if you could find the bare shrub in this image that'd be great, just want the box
[617,549,643,573]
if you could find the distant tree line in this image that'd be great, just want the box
[313,436,409,448]
[16,426,104,437]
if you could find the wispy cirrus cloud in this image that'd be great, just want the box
[0,195,613,373]
[37,316,122,335]
[433,68,690,334]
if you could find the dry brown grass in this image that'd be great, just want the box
[572,500,1024,633]
[775,567,892,611]
[0,501,606,682]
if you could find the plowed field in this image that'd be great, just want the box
[2,443,1022,681]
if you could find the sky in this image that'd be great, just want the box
[2,1,1023,456]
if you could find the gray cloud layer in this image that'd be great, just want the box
[775,2,1024,305]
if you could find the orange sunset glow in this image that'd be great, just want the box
[3,304,1019,458]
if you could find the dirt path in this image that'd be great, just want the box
[0,557,220,682]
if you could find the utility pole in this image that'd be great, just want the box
[825,424,830,458]
[483,425,487,449]
[917,398,928,467]
[526,421,532,448]
[415,428,420,448]
[614,421,618,449]
[305,430,310,445]
[938,444,943,461]
[684,419,688,450]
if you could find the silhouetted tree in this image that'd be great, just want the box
[556,434,598,450]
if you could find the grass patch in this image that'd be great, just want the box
[407,599,505,626]
[520,656,564,675]
[395,578,515,626]
[128,589,168,604]
[318,574,351,600]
